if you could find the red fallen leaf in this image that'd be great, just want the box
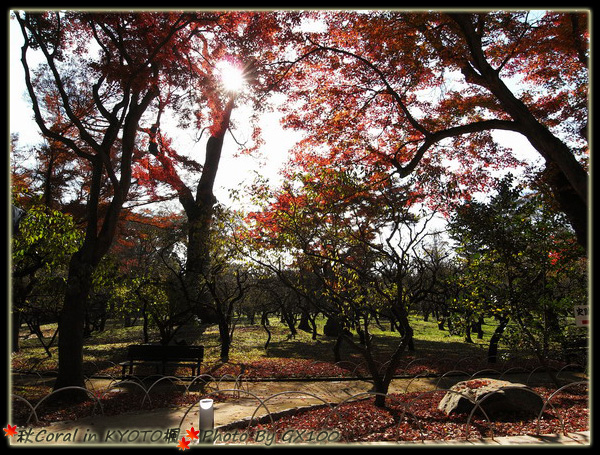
[464,379,491,389]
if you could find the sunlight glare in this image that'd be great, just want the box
[215,60,245,93]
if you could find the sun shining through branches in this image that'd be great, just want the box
[215,59,246,94]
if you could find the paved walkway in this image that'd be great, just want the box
[9,376,590,447]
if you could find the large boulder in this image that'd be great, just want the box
[438,378,544,418]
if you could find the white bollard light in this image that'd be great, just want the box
[198,398,214,444]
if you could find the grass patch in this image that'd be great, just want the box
[12,314,505,377]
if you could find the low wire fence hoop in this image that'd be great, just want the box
[186,374,218,395]
[434,370,470,390]
[101,380,152,408]
[30,386,104,425]
[176,388,273,442]
[249,390,335,443]
[536,380,588,436]
[11,394,39,425]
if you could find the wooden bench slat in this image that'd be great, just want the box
[120,344,204,378]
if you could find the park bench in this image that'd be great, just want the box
[120,344,204,378]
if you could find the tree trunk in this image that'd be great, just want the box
[281,308,297,338]
[488,316,509,363]
[182,109,234,324]
[392,305,415,352]
[54,252,94,397]
[185,206,219,323]
[451,13,589,251]
[298,309,311,332]
[310,315,318,340]
[333,333,343,363]
[142,301,150,343]
[437,317,445,331]
[12,311,21,353]
[262,310,272,350]
[374,332,412,408]
[464,313,474,343]
[475,316,484,339]
[218,319,231,362]
[543,162,588,249]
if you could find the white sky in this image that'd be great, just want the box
[10,19,40,149]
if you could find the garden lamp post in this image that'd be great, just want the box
[199,398,214,443]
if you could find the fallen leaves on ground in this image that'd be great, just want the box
[243,384,588,443]
[11,356,588,443]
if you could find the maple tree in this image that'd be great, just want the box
[14,11,205,395]
[198,206,252,361]
[276,11,588,249]
[244,145,444,406]
[14,11,289,381]
[130,12,290,325]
